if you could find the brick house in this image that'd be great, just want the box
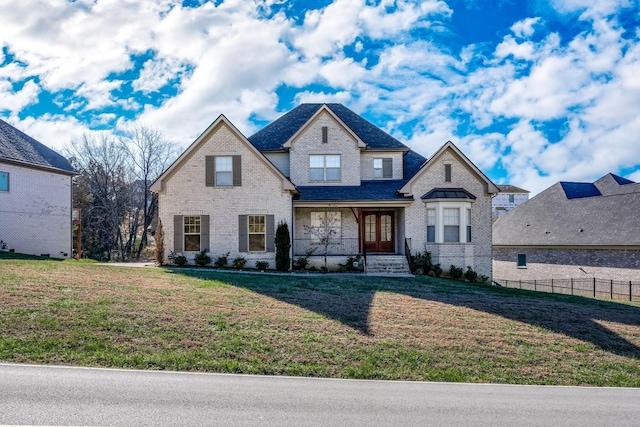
[0,118,75,257]
[151,104,499,275]
[492,184,529,221]
[493,173,640,282]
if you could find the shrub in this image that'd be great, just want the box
[464,266,478,282]
[432,264,442,277]
[339,254,362,272]
[232,256,247,269]
[214,252,230,268]
[275,220,291,271]
[449,265,463,280]
[174,254,188,267]
[194,249,211,267]
[293,248,314,271]
[410,251,433,274]
[478,274,489,283]
[255,261,269,270]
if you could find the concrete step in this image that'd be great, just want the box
[365,255,411,274]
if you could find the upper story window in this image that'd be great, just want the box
[310,155,341,181]
[0,172,8,192]
[444,164,452,182]
[373,158,392,179]
[508,194,515,203]
[206,155,242,187]
[322,126,328,144]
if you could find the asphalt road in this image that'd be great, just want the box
[1,363,639,426]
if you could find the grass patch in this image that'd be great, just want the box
[1,260,639,385]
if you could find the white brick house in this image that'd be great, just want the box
[152,104,499,276]
[0,118,75,257]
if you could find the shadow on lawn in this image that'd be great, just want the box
[176,270,640,359]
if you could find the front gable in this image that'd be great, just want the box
[150,115,295,193]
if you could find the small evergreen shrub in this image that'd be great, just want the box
[214,252,230,268]
[478,274,489,283]
[275,220,291,271]
[432,264,442,277]
[255,261,269,270]
[410,251,433,275]
[464,266,478,282]
[194,249,211,267]
[174,254,187,266]
[293,249,314,270]
[449,265,464,280]
[232,256,247,269]
[339,254,362,272]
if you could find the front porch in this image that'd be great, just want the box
[292,206,410,272]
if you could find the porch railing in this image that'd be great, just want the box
[293,238,360,257]
[404,238,412,270]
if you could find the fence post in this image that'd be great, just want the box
[610,280,613,300]
[631,281,633,302]
[571,278,574,295]
[593,277,596,298]
[519,280,521,290]
[534,280,537,291]
[551,278,554,293]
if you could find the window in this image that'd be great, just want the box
[0,172,8,191]
[215,156,233,186]
[443,208,459,242]
[310,211,341,243]
[248,215,266,252]
[444,164,452,182]
[466,208,472,243]
[184,216,201,251]
[517,253,527,268]
[508,194,515,203]
[322,126,328,143]
[206,155,241,187]
[309,155,341,181]
[373,159,383,179]
[427,209,436,242]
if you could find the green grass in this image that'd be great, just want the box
[1,260,639,386]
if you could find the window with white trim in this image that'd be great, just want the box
[310,211,341,243]
[443,208,460,242]
[310,155,341,181]
[215,156,233,186]
[427,209,436,243]
[373,159,383,179]
[248,215,266,252]
[0,172,8,192]
[424,201,473,244]
[184,216,201,251]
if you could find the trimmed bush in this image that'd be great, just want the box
[449,265,464,280]
[275,220,291,271]
[194,249,211,267]
[256,261,269,270]
[174,255,187,266]
[232,257,247,269]
[214,252,230,268]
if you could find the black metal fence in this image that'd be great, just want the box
[493,277,640,302]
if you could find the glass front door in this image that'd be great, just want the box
[364,211,394,253]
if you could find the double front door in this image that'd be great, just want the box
[364,211,394,253]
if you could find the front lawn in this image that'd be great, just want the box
[1,260,639,386]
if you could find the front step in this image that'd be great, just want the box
[365,255,411,275]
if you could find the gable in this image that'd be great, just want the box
[283,107,365,149]
[150,115,295,193]
[399,141,499,196]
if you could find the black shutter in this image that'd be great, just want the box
[266,215,275,252]
[445,164,452,182]
[382,158,392,179]
[201,215,210,251]
[206,156,215,187]
[238,215,248,252]
[232,155,242,186]
[174,215,183,253]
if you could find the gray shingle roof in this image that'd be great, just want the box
[295,180,413,202]
[421,187,476,200]
[248,103,409,151]
[493,174,640,246]
[0,118,74,174]
[497,184,529,193]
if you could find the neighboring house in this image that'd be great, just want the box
[493,173,640,282]
[151,104,499,275]
[0,118,75,257]
[492,184,529,220]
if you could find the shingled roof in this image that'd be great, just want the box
[497,184,529,194]
[295,180,413,202]
[493,174,640,246]
[0,118,74,174]
[248,103,410,151]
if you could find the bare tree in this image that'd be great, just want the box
[304,211,341,271]
[120,125,176,259]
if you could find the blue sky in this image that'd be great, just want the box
[1,0,639,194]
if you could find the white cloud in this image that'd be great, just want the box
[510,17,541,38]
[7,114,91,153]
[132,57,188,94]
[0,79,40,114]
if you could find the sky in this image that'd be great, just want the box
[1,0,639,194]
